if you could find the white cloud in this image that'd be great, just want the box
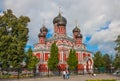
[89,21,120,54]
[1,0,120,54]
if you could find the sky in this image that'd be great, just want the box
[0,0,120,55]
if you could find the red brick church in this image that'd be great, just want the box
[33,12,93,73]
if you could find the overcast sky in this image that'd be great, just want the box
[0,0,120,55]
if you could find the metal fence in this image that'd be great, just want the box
[0,68,116,79]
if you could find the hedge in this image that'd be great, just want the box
[86,79,116,81]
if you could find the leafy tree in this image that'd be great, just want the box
[67,49,78,70]
[93,51,105,68]
[103,54,112,69]
[26,47,39,69]
[48,42,59,70]
[0,9,30,68]
[114,35,120,68]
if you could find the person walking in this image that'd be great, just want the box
[66,70,70,79]
[62,70,66,79]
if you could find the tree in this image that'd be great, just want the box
[48,42,59,70]
[103,54,112,69]
[114,35,120,68]
[26,47,39,69]
[93,51,105,68]
[67,49,78,70]
[0,9,30,68]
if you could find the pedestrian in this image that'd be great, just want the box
[66,70,70,79]
[62,70,66,79]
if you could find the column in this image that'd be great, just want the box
[42,51,44,62]
[84,64,87,73]
[78,52,80,63]
[62,51,63,63]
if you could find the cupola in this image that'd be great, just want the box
[53,13,67,26]
[38,32,45,37]
[73,26,80,33]
[76,33,83,38]
[40,25,48,33]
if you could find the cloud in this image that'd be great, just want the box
[89,21,120,54]
[1,0,120,54]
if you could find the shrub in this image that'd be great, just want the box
[86,79,116,81]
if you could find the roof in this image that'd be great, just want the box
[46,35,75,42]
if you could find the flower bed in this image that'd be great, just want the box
[0,74,33,79]
[86,79,116,81]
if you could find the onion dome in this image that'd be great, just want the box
[76,33,83,38]
[38,32,45,37]
[40,25,48,33]
[57,17,66,26]
[53,13,67,26]
[73,26,80,33]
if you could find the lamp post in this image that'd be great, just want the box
[0,62,2,69]
[0,62,2,78]
[110,64,112,73]
[21,61,26,67]
[17,61,26,79]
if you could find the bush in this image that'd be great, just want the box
[86,79,116,81]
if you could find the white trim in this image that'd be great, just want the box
[84,64,87,73]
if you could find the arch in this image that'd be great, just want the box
[63,40,68,45]
[36,53,41,59]
[86,58,93,73]
[39,64,48,72]
[56,40,63,45]
[68,41,72,46]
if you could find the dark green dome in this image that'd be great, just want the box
[73,26,80,33]
[57,18,66,26]
[38,32,45,37]
[40,25,48,32]
[76,33,83,38]
[53,13,67,26]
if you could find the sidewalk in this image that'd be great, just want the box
[1,74,120,81]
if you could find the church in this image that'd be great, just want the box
[33,12,93,73]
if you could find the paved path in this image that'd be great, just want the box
[1,74,120,81]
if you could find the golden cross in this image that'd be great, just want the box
[75,19,78,26]
[58,6,63,15]
[42,18,45,25]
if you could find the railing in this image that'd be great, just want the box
[0,68,117,79]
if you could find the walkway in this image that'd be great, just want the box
[1,74,120,81]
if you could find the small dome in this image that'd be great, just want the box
[40,25,48,32]
[53,13,67,25]
[76,33,83,38]
[73,26,80,33]
[38,32,45,37]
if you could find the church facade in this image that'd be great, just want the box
[33,12,93,73]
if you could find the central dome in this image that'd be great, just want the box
[53,13,67,25]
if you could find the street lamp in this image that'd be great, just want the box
[17,61,26,79]
[0,62,2,71]
[21,61,26,67]
[110,64,112,73]
[0,62,2,78]
[0,62,2,69]
[20,61,26,73]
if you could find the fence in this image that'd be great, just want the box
[0,68,116,79]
